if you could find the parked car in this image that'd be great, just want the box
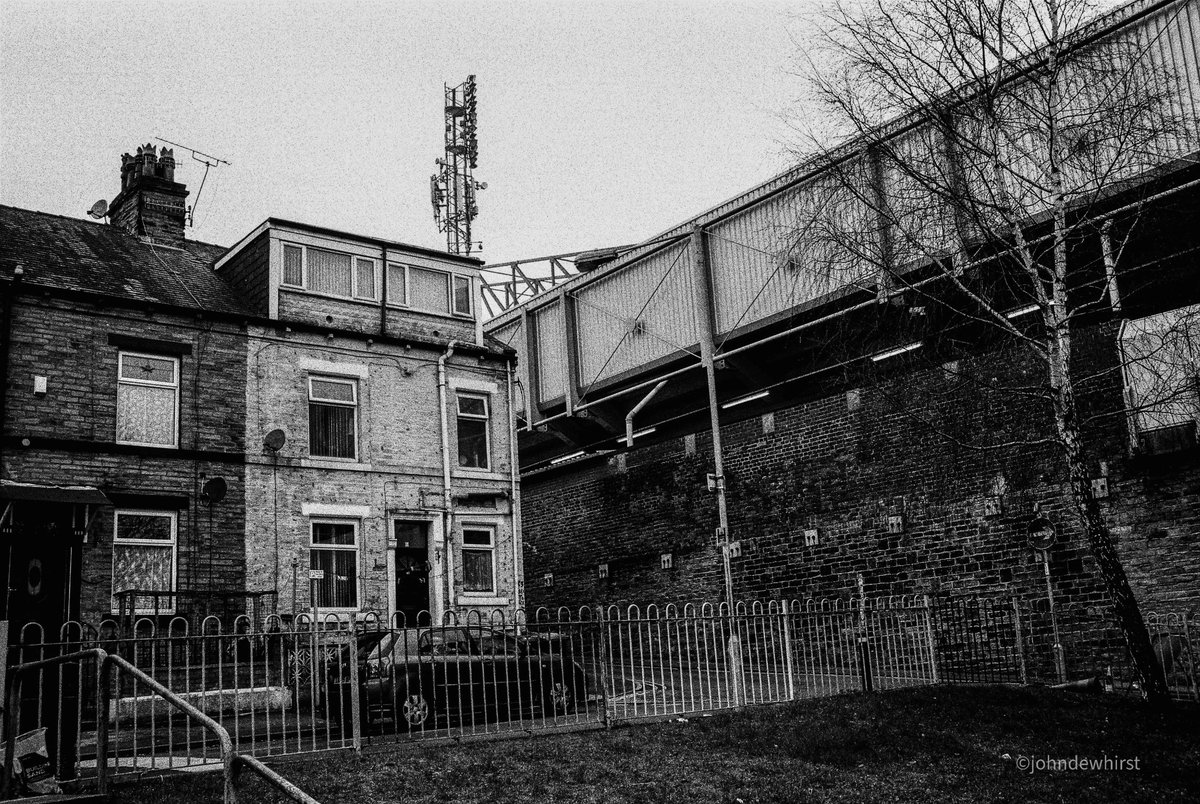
[326,626,588,731]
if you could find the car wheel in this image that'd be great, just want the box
[548,681,574,714]
[401,688,431,729]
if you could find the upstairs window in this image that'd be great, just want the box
[112,510,177,614]
[116,352,179,447]
[283,244,304,286]
[280,243,377,301]
[355,257,377,300]
[308,248,353,297]
[386,263,407,305]
[452,275,473,316]
[1121,305,1200,454]
[456,392,490,469]
[309,376,358,459]
[311,520,359,610]
[410,267,451,314]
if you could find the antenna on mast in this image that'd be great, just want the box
[431,75,484,256]
[154,136,231,227]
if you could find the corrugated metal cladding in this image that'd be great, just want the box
[490,320,526,414]
[534,300,567,403]
[575,240,697,387]
[708,172,876,335]
[1139,0,1200,154]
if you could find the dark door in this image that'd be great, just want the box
[393,521,430,626]
[1,502,85,779]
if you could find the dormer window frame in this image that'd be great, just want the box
[279,242,379,302]
[384,262,475,319]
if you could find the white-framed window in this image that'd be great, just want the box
[282,244,304,286]
[382,263,473,317]
[279,243,377,301]
[409,266,451,314]
[309,375,358,459]
[452,275,473,317]
[355,257,377,301]
[386,263,408,305]
[456,392,490,469]
[111,509,177,614]
[460,525,496,594]
[311,520,359,610]
[116,351,180,448]
[1121,304,1200,454]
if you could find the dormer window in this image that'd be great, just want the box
[276,240,472,317]
[279,243,377,301]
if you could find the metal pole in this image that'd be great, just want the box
[1012,596,1028,685]
[1042,550,1066,683]
[690,226,733,610]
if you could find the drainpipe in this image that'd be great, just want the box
[437,340,460,618]
[506,358,522,611]
[0,266,24,478]
[625,380,668,446]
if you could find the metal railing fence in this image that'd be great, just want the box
[4,594,1193,793]
[2,598,937,783]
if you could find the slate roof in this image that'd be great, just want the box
[0,205,247,315]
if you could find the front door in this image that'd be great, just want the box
[394,520,430,626]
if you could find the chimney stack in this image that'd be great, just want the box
[108,143,189,245]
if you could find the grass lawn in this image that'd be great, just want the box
[119,685,1199,803]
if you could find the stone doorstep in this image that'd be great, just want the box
[109,686,292,723]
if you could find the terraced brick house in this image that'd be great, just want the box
[0,144,522,633]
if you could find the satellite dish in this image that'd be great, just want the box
[1027,516,1057,550]
[87,200,108,219]
[263,428,287,452]
[201,476,227,505]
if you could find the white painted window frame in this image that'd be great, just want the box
[111,508,178,615]
[116,351,181,449]
[307,375,360,461]
[279,242,378,301]
[459,523,497,596]
[455,391,491,471]
[309,518,362,613]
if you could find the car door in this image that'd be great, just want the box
[417,627,472,725]
[472,628,524,722]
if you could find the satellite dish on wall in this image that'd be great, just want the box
[87,200,108,219]
[1027,516,1057,550]
[201,476,227,505]
[263,429,287,452]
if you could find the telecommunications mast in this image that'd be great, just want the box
[431,75,485,256]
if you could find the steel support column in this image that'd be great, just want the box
[691,225,733,610]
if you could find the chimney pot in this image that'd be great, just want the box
[109,142,188,244]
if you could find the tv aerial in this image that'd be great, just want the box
[87,199,108,220]
[154,136,231,227]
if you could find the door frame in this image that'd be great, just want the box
[387,514,441,626]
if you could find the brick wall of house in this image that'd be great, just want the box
[243,327,519,621]
[3,294,248,623]
[520,319,1200,617]
[216,230,271,317]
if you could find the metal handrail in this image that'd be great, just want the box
[3,650,321,804]
[104,654,236,802]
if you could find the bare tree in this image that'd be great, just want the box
[788,0,1197,702]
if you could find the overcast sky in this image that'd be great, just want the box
[1,0,812,265]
